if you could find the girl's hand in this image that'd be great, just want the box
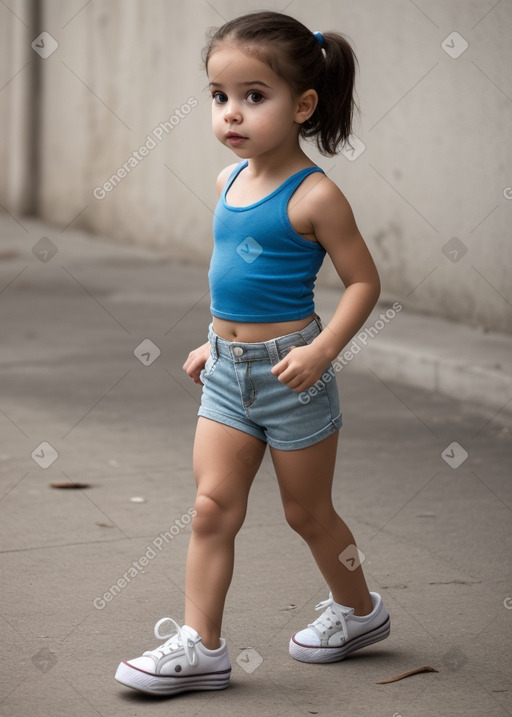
[271,344,330,393]
[183,341,210,384]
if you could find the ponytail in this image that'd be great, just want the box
[303,33,358,156]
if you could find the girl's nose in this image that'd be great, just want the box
[224,102,242,123]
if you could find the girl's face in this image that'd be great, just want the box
[207,44,304,161]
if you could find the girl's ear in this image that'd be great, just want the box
[295,89,318,125]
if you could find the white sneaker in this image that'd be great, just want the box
[115,618,231,695]
[289,592,390,663]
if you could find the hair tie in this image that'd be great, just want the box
[313,31,325,48]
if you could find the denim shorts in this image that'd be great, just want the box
[197,316,342,450]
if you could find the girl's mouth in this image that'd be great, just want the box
[226,133,247,146]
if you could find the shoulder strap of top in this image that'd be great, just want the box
[220,162,324,205]
[221,161,248,201]
[277,166,325,200]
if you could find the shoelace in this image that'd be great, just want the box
[143,617,198,666]
[308,593,353,642]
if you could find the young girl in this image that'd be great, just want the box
[115,10,389,696]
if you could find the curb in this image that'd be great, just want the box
[315,291,512,416]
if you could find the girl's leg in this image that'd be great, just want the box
[184,417,266,649]
[270,432,373,616]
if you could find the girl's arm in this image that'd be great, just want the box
[272,178,380,392]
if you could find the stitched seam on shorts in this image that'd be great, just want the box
[242,362,257,410]
[203,354,219,378]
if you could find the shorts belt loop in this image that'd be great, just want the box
[298,315,323,344]
[266,339,280,364]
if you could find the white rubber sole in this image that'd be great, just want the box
[289,615,391,664]
[115,660,232,696]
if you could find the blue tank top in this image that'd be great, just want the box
[209,161,326,322]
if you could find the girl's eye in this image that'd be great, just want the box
[247,91,264,103]
[212,91,228,104]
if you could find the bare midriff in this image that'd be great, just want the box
[212,314,315,343]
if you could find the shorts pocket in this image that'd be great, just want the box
[200,352,218,381]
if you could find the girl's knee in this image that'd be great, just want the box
[283,502,313,537]
[192,493,246,538]
[284,502,335,541]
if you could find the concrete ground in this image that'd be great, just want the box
[0,212,511,717]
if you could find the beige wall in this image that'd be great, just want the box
[1,0,511,332]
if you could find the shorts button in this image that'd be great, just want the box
[233,346,244,356]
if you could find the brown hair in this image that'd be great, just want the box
[203,11,358,157]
